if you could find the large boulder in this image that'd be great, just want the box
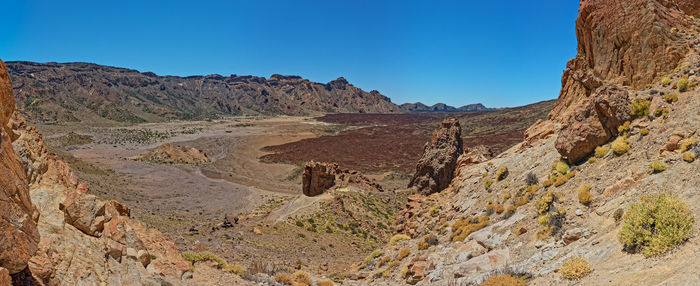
[0,59,40,275]
[555,84,632,163]
[302,161,382,196]
[408,118,463,195]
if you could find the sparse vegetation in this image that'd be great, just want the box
[631,99,651,117]
[525,172,538,186]
[552,160,570,175]
[293,270,312,285]
[661,77,672,86]
[560,257,592,279]
[595,146,610,158]
[536,192,565,239]
[577,184,593,205]
[451,216,489,242]
[648,160,667,173]
[617,121,630,134]
[680,138,697,152]
[485,180,494,190]
[664,93,678,103]
[481,274,526,286]
[496,166,509,181]
[317,279,335,286]
[682,151,696,162]
[398,248,410,260]
[612,136,630,155]
[619,194,694,257]
[677,78,689,92]
[274,272,295,285]
[486,204,505,215]
[417,240,429,250]
[390,234,410,245]
[181,251,245,275]
[640,128,649,136]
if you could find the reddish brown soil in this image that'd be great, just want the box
[261,100,555,174]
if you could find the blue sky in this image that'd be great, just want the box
[0,0,579,108]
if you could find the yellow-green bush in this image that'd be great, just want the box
[390,234,410,245]
[619,194,694,257]
[552,160,570,175]
[595,146,610,158]
[451,216,489,242]
[485,180,494,190]
[617,121,630,134]
[481,274,526,286]
[587,157,596,163]
[496,166,509,181]
[682,151,696,162]
[677,78,689,92]
[631,99,651,117]
[181,251,227,268]
[680,138,697,152]
[649,160,666,173]
[376,256,391,268]
[560,257,592,279]
[223,264,245,275]
[486,204,505,214]
[612,136,630,155]
[661,77,672,86]
[577,184,592,205]
[664,93,678,103]
[640,128,649,136]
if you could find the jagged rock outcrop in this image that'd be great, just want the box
[137,143,210,165]
[408,118,463,195]
[6,61,400,124]
[0,58,191,285]
[301,161,382,196]
[0,59,40,275]
[541,0,699,161]
[554,84,632,163]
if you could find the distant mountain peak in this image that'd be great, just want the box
[399,102,491,113]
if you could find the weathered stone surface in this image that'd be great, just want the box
[0,267,10,286]
[554,84,632,163]
[454,248,510,277]
[550,0,695,123]
[302,161,382,196]
[408,118,463,195]
[662,130,685,152]
[0,59,39,275]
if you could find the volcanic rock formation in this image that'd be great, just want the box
[408,118,463,195]
[0,58,193,285]
[6,61,400,124]
[301,161,383,196]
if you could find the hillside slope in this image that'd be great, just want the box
[6,61,400,124]
[350,0,700,285]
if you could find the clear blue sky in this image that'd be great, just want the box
[0,0,579,108]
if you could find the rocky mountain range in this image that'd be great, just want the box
[6,61,401,124]
[399,102,491,113]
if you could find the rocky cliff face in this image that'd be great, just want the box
[539,0,700,162]
[6,61,400,124]
[408,118,463,195]
[0,59,195,285]
[301,161,383,196]
[0,60,40,278]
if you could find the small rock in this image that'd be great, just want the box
[575,209,583,216]
[253,227,262,235]
[535,240,545,249]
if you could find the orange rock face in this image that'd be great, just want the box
[0,59,40,275]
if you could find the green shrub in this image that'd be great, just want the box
[677,79,689,92]
[577,184,593,205]
[631,99,651,117]
[649,160,666,173]
[485,180,494,190]
[595,146,610,158]
[390,234,410,245]
[612,136,630,155]
[496,167,509,181]
[560,257,592,279]
[640,128,649,136]
[552,160,570,175]
[619,194,694,257]
[661,77,672,86]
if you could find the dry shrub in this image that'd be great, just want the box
[390,234,410,245]
[560,257,592,279]
[648,160,666,173]
[577,184,592,205]
[317,279,335,286]
[274,272,295,285]
[612,136,629,155]
[682,151,696,162]
[594,146,609,158]
[293,270,312,285]
[451,216,489,242]
[496,166,509,181]
[397,248,410,260]
[481,274,526,286]
[619,194,694,257]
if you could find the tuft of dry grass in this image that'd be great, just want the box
[595,146,610,158]
[397,248,410,260]
[317,279,335,286]
[481,274,526,286]
[560,257,592,279]
[648,160,667,173]
[274,272,295,285]
[612,136,630,155]
[577,184,593,205]
[451,216,489,242]
[496,166,509,181]
[682,151,696,162]
[390,234,410,245]
[293,270,312,286]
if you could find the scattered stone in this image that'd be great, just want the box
[563,228,585,244]
[575,209,583,216]
[253,227,263,235]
